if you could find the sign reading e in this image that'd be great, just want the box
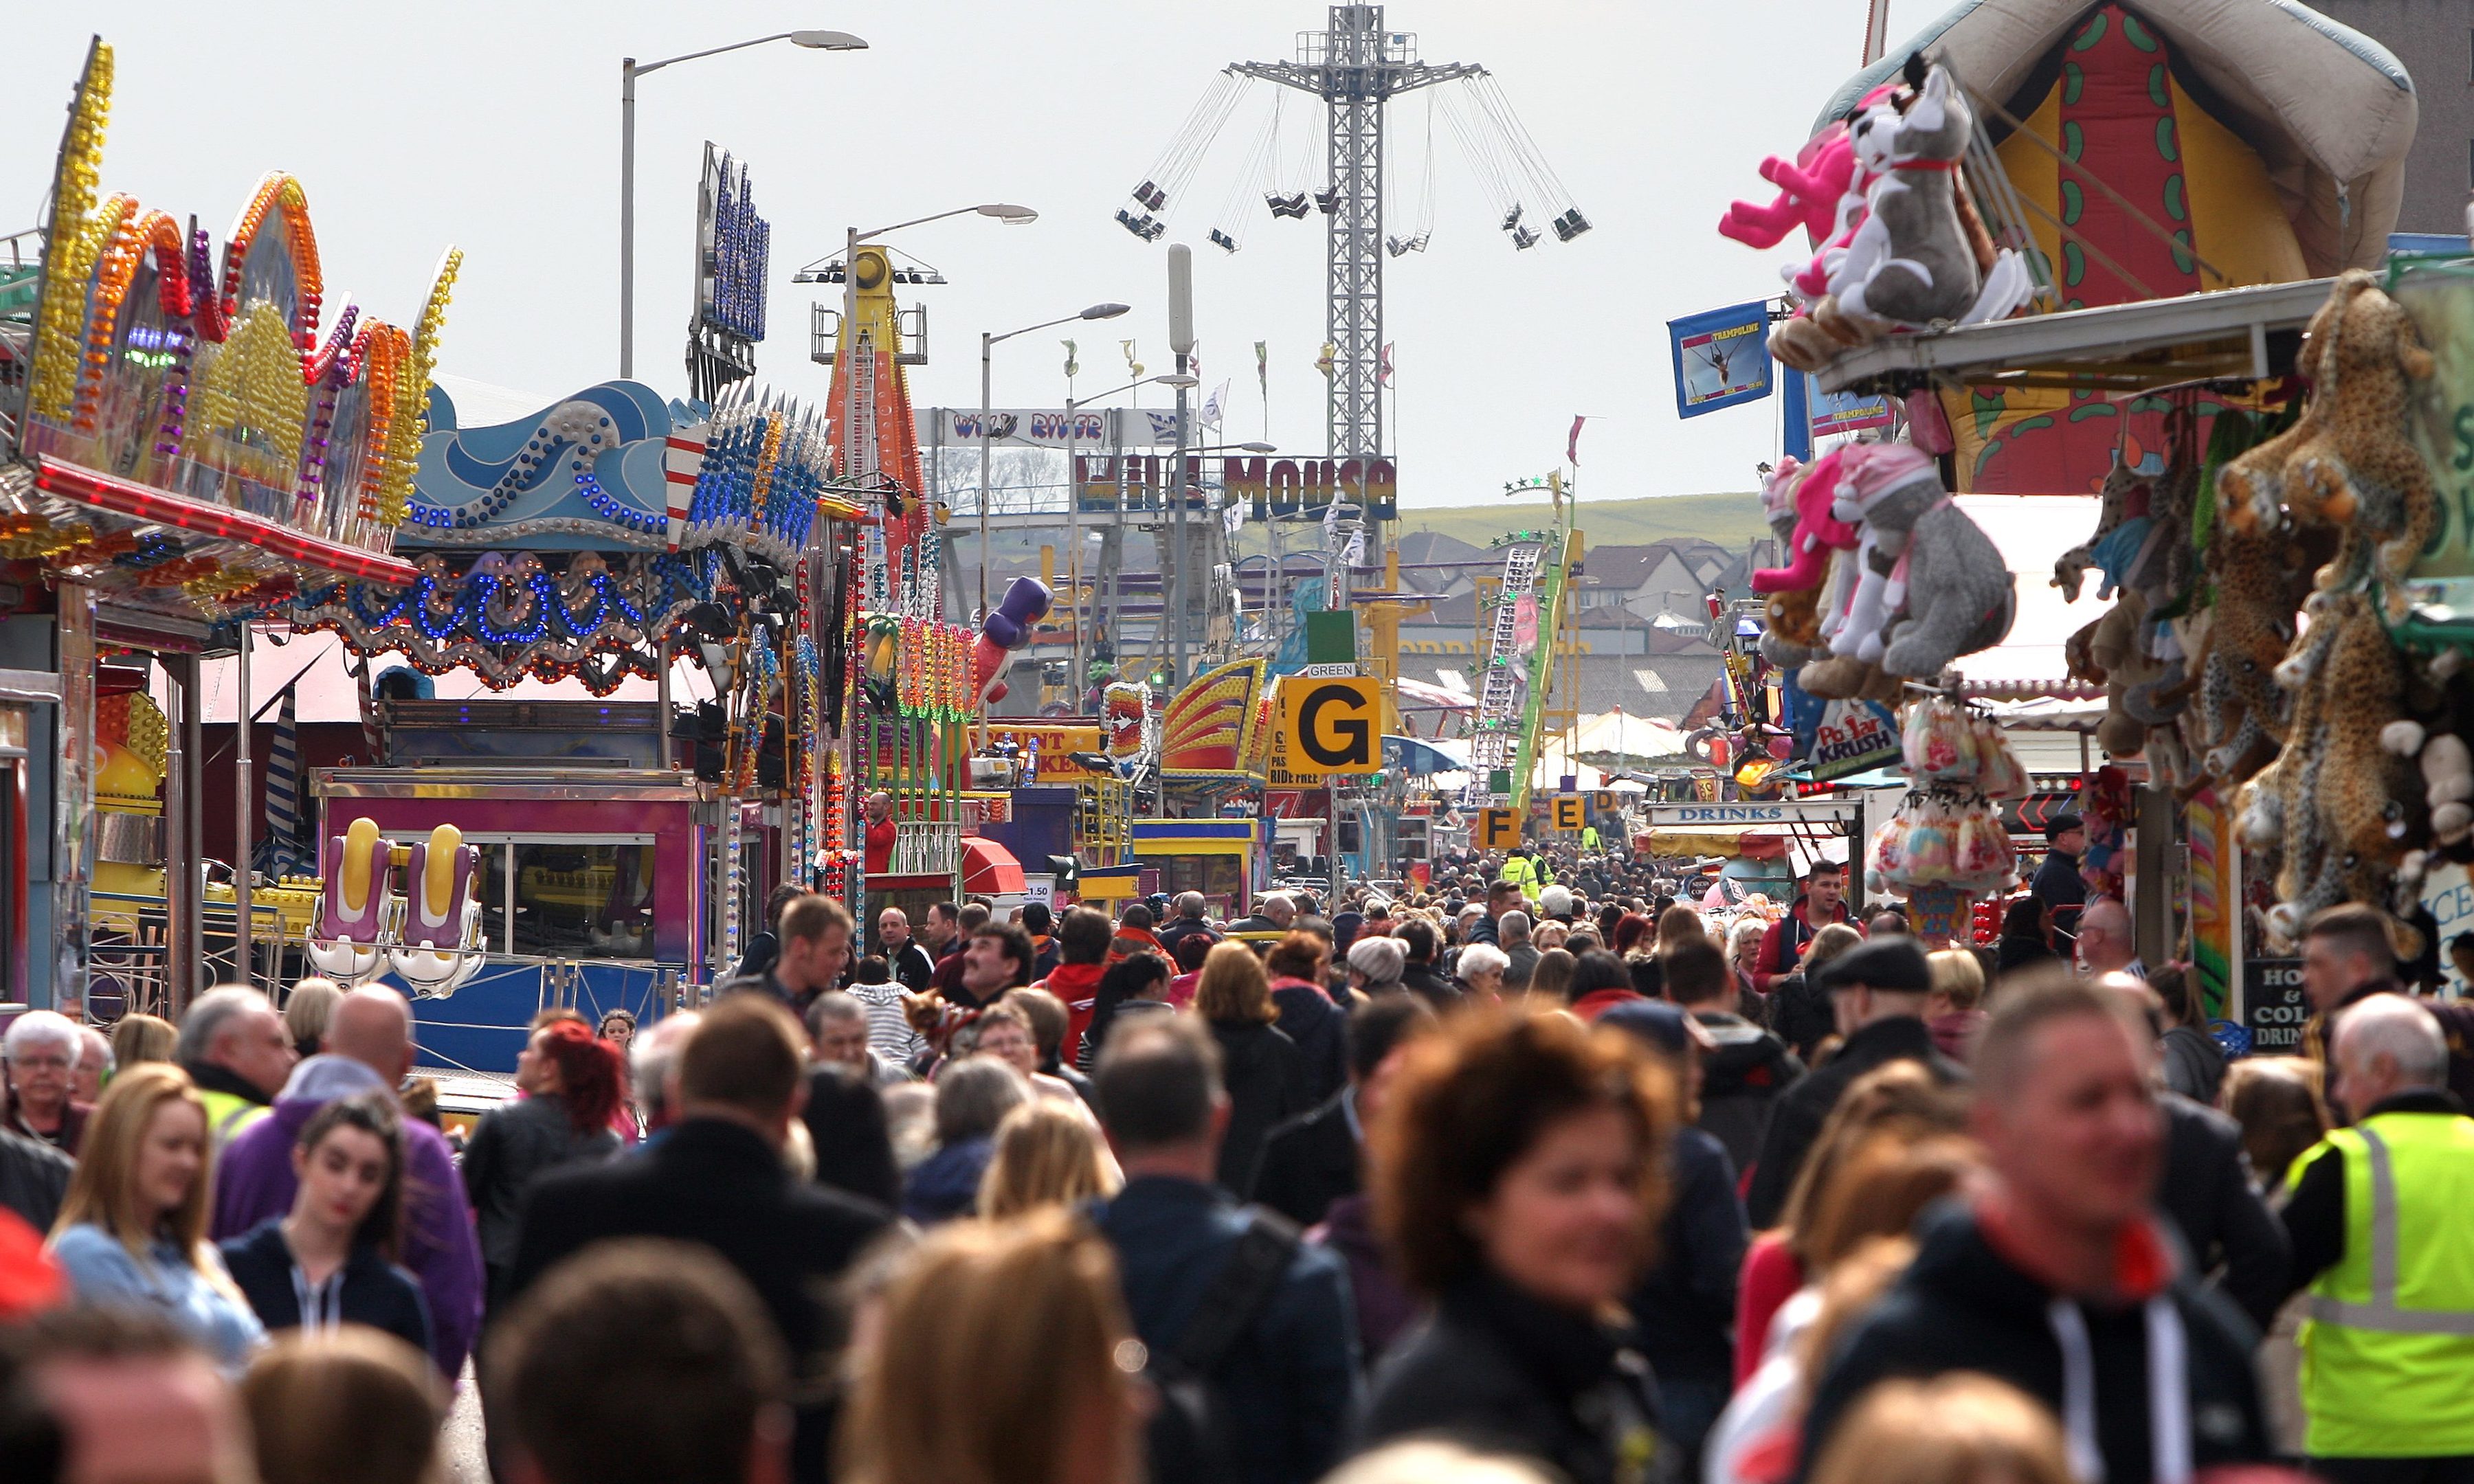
[1279,677,1382,775]
[1551,795,1585,832]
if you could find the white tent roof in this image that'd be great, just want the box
[1569,708,1688,761]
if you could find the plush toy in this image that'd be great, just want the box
[1756,458,1822,666]
[2125,453,2200,616]
[1752,447,1858,595]
[1846,454,2016,680]
[1824,442,1941,665]
[2189,515,2296,787]
[2285,272,2438,610]
[2220,273,2439,616]
[2053,451,2153,604]
[1717,122,1853,253]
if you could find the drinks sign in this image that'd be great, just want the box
[2243,958,2308,1053]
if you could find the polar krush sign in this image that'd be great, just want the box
[1073,455,1398,522]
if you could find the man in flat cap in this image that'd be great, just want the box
[1743,936,1969,1226]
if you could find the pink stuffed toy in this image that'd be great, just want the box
[1717,122,1852,251]
[1751,446,1857,595]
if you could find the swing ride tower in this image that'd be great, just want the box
[1229,8,1478,466]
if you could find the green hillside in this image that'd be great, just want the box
[1392,491,1767,551]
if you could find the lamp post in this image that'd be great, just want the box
[621,30,866,379]
[1062,372,1194,703]
[979,304,1130,619]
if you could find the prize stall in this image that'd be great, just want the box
[1712,0,2444,1026]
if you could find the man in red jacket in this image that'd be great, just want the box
[861,790,897,874]
[1753,859,1858,993]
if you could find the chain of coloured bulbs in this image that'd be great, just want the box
[221,173,323,350]
[74,196,144,431]
[30,41,113,420]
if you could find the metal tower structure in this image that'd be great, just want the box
[1231,7,1478,465]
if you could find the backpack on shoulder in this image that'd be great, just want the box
[1139,1209,1302,1484]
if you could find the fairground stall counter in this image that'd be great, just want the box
[300,371,867,1072]
[1708,0,2474,1046]
[0,38,442,1018]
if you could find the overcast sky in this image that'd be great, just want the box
[11,1,1915,508]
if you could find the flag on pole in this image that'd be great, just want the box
[1314,342,1336,380]
[1203,381,1229,427]
[1121,340,1142,378]
[1380,342,1395,386]
[255,684,309,877]
[1568,414,1587,466]
[1254,341,1268,396]
[1061,339,1079,379]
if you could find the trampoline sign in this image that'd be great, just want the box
[1668,300,1772,418]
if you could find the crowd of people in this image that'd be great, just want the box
[4,842,2474,1484]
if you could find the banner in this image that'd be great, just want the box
[1667,300,1772,418]
[928,407,1185,449]
[1808,374,1894,438]
[1805,698,1899,782]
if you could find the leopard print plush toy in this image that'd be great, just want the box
[2191,515,2297,787]
[2220,272,2438,615]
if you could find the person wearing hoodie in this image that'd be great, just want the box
[1196,941,1308,1196]
[1752,862,1858,995]
[219,1090,432,1357]
[1040,906,1116,1062]
[209,988,484,1383]
[1269,932,1351,1109]
[1667,936,1802,1178]
[1796,971,2271,1484]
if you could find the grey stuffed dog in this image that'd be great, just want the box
[1868,473,2017,679]
[1834,60,1983,328]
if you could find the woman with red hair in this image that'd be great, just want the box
[461,1021,625,1316]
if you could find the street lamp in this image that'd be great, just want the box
[1062,372,1196,693]
[980,304,1130,619]
[620,30,867,378]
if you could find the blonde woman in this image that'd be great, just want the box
[839,1209,1145,1484]
[1805,1373,2071,1484]
[977,1099,1119,1219]
[49,1063,265,1370]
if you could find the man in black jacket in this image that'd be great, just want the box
[1798,974,2270,1484]
[1392,919,1459,1008]
[1157,892,1221,956]
[507,996,890,1484]
[1251,997,1434,1226]
[2095,973,2288,1330]
[1093,1016,1359,1484]
[1744,936,1963,1226]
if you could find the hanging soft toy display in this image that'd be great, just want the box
[972,576,1054,706]
[1752,449,1857,668]
[1768,60,2032,373]
[2218,271,2439,617]
[1798,442,2011,698]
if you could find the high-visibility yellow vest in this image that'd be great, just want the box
[2291,1110,2474,1457]
[1499,856,1537,891]
[195,1088,269,1150]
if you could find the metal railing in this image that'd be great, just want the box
[892,819,962,877]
